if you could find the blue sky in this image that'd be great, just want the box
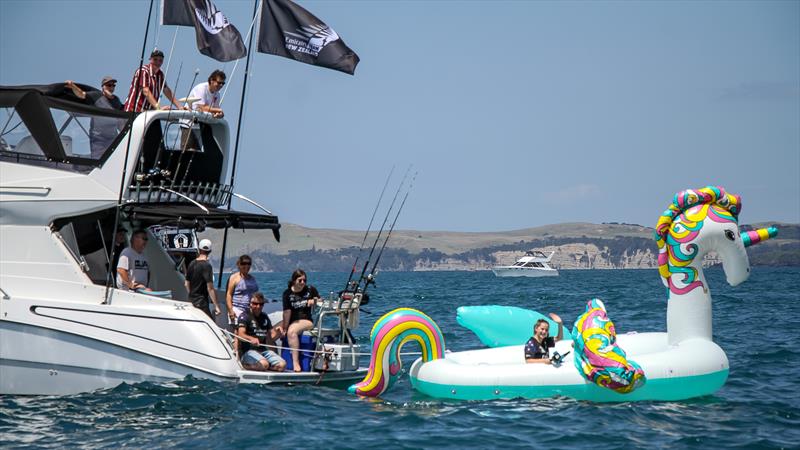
[1,0,798,231]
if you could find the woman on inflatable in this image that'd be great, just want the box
[524,313,563,364]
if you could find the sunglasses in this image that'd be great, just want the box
[250,302,264,306]
[297,278,306,283]
[214,80,225,85]
[240,262,251,266]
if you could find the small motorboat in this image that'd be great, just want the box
[491,250,558,277]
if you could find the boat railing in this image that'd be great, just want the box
[126,180,232,207]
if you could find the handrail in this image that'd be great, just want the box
[157,186,209,214]
[232,192,273,215]
[0,185,51,193]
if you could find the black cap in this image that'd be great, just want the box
[151,49,164,58]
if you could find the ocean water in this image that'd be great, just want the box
[1,268,799,449]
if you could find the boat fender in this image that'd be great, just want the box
[349,308,446,397]
[572,298,646,394]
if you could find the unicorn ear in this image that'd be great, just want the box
[741,226,778,247]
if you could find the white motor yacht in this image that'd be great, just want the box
[0,83,364,395]
[491,250,559,277]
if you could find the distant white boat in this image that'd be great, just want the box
[491,251,559,277]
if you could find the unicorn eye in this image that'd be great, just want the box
[724,229,736,241]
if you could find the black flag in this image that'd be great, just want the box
[258,0,360,75]
[162,0,247,62]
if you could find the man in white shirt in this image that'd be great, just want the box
[116,230,151,291]
[180,70,226,150]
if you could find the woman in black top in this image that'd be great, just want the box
[281,269,320,372]
[524,313,563,364]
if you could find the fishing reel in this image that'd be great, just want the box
[550,350,571,367]
[134,168,172,183]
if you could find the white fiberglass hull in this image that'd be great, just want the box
[0,292,241,395]
[491,267,559,277]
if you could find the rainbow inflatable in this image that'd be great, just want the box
[349,308,445,397]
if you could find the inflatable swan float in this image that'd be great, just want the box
[351,186,777,401]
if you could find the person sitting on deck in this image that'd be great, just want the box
[116,229,151,292]
[237,292,286,372]
[281,269,320,372]
[524,313,563,364]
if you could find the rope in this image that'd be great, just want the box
[218,328,423,357]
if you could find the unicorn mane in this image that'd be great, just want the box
[654,186,742,294]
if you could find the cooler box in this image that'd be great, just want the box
[280,335,316,372]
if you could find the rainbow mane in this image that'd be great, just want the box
[654,186,741,295]
[349,308,446,397]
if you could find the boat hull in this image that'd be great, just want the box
[0,291,243,395]
[491,267,559,277]
[409,333,729,401]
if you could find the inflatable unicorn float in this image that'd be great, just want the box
[349,186,777,401]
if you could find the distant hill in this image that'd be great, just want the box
[201,222,799,272]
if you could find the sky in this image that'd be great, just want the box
[1,0,798,232]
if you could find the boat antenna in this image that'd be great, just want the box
[342,165,395,292]
[104,0,156,304]
[216,0,260,288]
[353,165,412,293]
[364,172,417,293]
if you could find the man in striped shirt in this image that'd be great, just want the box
[123,49,185,113]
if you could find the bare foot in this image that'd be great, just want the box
[293,366,303,373]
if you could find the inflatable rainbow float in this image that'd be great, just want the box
[351,186,777,401]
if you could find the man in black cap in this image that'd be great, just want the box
[63,76,125,158]
[123,49,185,113]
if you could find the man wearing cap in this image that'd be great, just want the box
[185,238,221,319]
[64,77,125,158]
[123,49,185,113]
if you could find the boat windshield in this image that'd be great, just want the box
[0,84,133,172]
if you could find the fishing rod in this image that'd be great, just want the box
[169,69,201,187]
[352,165,412,293]
[342,165,395,292]
[364,172,417,293]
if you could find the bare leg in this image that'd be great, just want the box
[287,320,314,372]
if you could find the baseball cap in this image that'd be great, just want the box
[151,49,165,58]
[101,76,117,86]
[199,239,212,252]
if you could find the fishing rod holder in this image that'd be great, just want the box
[126,180,232,207]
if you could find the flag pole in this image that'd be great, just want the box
[217,0,260,289]
[104,0,156,304]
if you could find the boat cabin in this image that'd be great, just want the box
[0,83,280,299]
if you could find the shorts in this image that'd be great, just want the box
[242,349,285,368]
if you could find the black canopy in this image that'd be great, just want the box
[123,203,281,241]
[0,83,133,164]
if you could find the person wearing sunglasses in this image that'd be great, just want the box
[179,69,226,151]
[116,229,151,292]
[225,254,259,324]
[281,269,321,372]
[237,292,286,372]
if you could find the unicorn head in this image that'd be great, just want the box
[654,186,777,344]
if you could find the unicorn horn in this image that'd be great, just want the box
[741,226,778,247]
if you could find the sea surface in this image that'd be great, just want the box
[2,268,799,449]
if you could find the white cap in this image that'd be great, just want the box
[198,239,212,251]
